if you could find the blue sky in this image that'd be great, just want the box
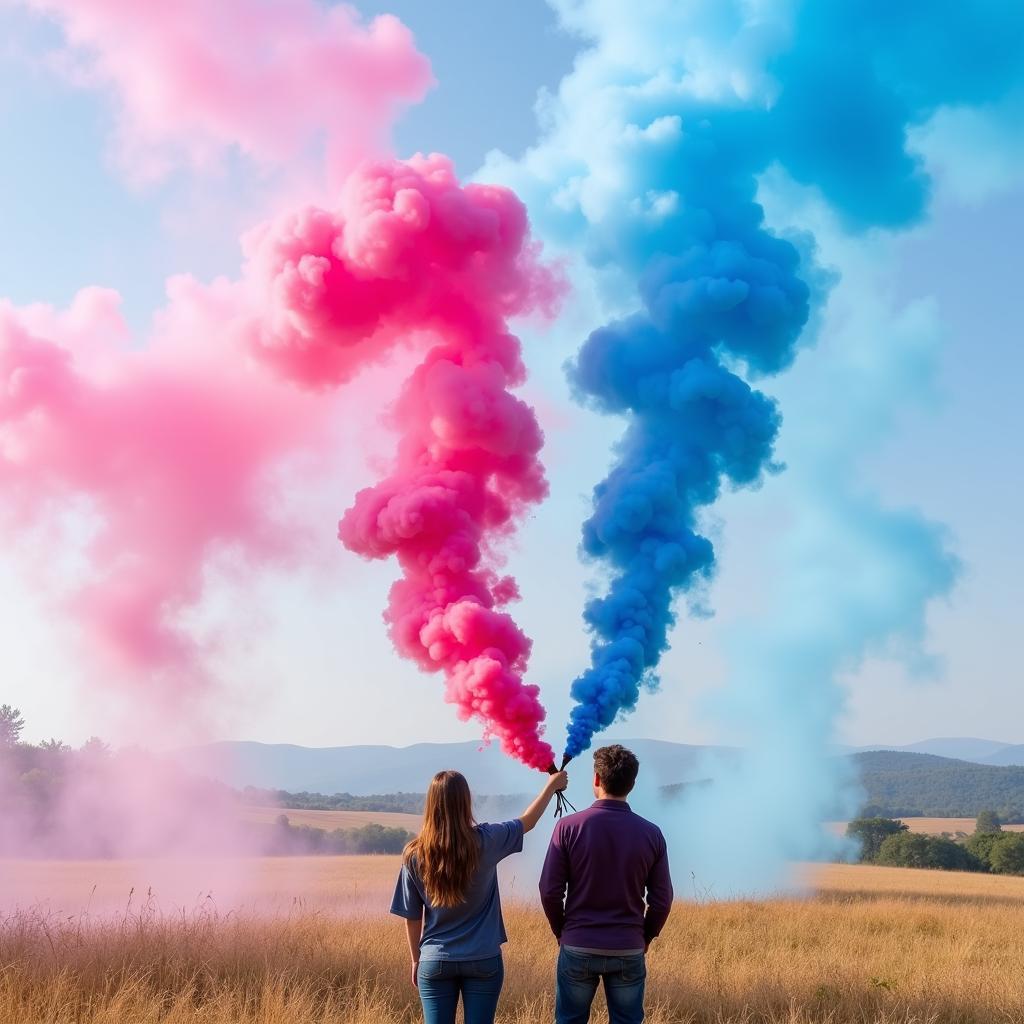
[1,1,1021,753]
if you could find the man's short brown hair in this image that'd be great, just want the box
[593,744,640,797]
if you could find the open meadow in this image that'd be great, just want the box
[240,805,424,833]
[3,856,1024,1023]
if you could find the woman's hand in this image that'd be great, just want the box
[519,770,572,832]
[410,961,419,988]
[403,917,423,985]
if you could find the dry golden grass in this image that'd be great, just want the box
[896,817,1024,836]
[0,856,399,916]
[240,805,423,832]
[3,858,1024,1023]
[806,860,1024,901]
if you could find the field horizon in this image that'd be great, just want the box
[254,804,1024,843]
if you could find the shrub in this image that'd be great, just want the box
[876,832,981,872]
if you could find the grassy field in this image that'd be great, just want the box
[888,816,1024,835]
[829,816,1024,837]
[241,805,423,832]
[806,859,1024,900]
[3,856,1024,1022]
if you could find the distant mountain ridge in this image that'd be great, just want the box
[840,738,1019,762]
[977,744,1024,767]
[177,738,734,796]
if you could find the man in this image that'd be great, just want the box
[539,744,673,1024]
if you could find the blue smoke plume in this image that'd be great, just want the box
[495,0,1024,759]
[564,179,812,756]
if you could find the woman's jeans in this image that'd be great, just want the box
[555,947,647,1024]
[417,954,504,1024]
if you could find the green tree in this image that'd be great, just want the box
[975,810,1003,834]
[988,833,1024,875]
[846,817,909,863]
[38,738,69,754]
[0,705,25,747]
[80,737,111,757]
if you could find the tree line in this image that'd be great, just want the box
[241,786,425,814]
[264,814,411,855]
[0,706,412,857]
[846,811,1024,875]
[242,785,525,820]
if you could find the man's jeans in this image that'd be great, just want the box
[555,946,647,1024]
[417,955,504,1024]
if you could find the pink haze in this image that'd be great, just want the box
[24,0,432,181]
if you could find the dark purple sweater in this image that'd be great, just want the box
[539,800,673,950]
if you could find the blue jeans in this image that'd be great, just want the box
[555,947,647,1024]
[417,955,504,1024]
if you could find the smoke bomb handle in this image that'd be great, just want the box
[547,763,562,817]
[547,758,575,818]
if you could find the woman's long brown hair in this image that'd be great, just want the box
[404,770,480,908]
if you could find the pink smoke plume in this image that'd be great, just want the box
[23,0,432,182]
[240,154,560,769]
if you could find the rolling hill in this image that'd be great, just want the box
[856,750,1024,820]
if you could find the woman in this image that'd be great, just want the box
[391,767,570,1024]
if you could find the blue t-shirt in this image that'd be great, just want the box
[390,819,524,961]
